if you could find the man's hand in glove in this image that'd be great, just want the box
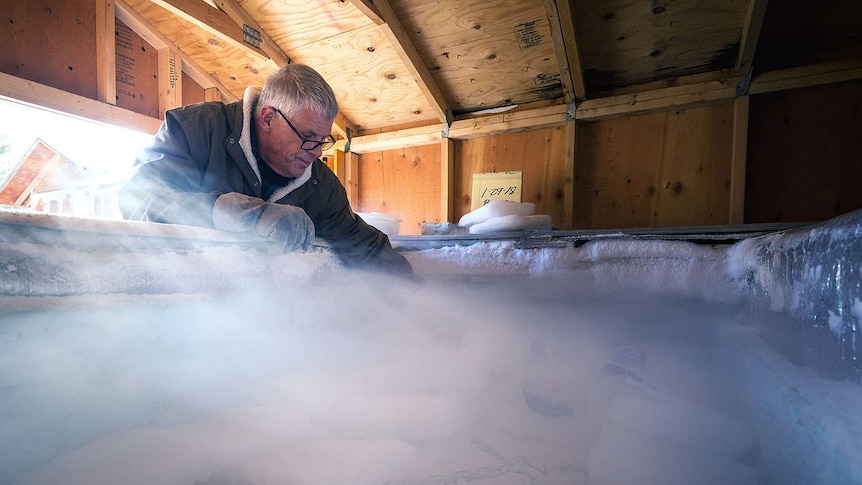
[213,192,315,252]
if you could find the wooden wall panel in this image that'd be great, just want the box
[0,0,98,100]
[114,20,159,118]
[746,80,862,223]
[575,103,734,229]
[181,71,205,106]
[455,126,572,228]
[356,144,441,235]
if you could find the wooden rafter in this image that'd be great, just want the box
[116,0,237,102]
[213,0,290,67]
[543,0,586,102]
[348,0,452,124]
[736,0,770,74]
[146,0,274,65]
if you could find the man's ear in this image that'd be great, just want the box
[258,106,276,131]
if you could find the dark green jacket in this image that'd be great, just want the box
[119,95,412,274]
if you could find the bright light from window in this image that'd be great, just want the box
[0,97,152,181]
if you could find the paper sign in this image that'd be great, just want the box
[471,171,522,210]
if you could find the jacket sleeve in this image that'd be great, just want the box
[119,108,222,228]
[307,166,414,276]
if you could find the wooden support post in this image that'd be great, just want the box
[334,149,346,185]
[729,96,749,225]
[563,120,576,229]
[158,49,182,118]
[440,137,455,223]
[345,151,360,209]
[95,0,117,105]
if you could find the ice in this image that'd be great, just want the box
[458,200,536,227]
[469,214,553,234]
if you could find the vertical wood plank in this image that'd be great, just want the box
[729,96,749,224]
[440,137,455,223]
[158,48,181,118]
[345,151,359,208]
[96,0,117,104]
[562,121,576,229]
[333,148,346,185]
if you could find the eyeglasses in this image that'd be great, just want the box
[272,107,336,152]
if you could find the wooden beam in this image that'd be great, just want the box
[349,0,452,124]
[729,96,749,225]
[577,58,862,121]
[562,120,575,229]
[213,0,290,67]
[557,0,586,100]
[440,137,455,223]
[736,0,769,74]
[349,123,445,154]
[158,48,182,118]
[146,0,272,63]
[0,72,162,134]
[576,78,742,121]
[116,0,238,102]
[543,0,585,102]
[448,104,571,139]
[96,0,117,105]
[749,57,862,94]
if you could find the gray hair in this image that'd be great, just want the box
[257,64,339,120]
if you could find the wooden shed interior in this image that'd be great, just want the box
[1,0,861,235]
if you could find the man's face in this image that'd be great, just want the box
[256,106,334,178]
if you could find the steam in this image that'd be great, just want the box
[4,259,762,485]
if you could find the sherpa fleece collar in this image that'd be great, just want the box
[239,86,313,203]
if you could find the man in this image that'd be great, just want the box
[119,64,413,276]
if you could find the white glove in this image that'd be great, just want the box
[213,192,315,252]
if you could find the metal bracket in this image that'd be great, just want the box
[441,108,454,138]
[736,67,753,97]
[344,126,352,153]
[565,101,578,121]
[441,123,450,138]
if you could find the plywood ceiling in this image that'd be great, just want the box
[118,0,862,133]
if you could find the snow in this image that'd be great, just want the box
[2,206,862,484]
[356,211,401,237]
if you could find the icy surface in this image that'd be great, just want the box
[727,209,862,338]
[2,208,862,484]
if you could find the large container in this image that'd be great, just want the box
[1,209,860,485]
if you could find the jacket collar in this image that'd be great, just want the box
[239,87,313,202]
